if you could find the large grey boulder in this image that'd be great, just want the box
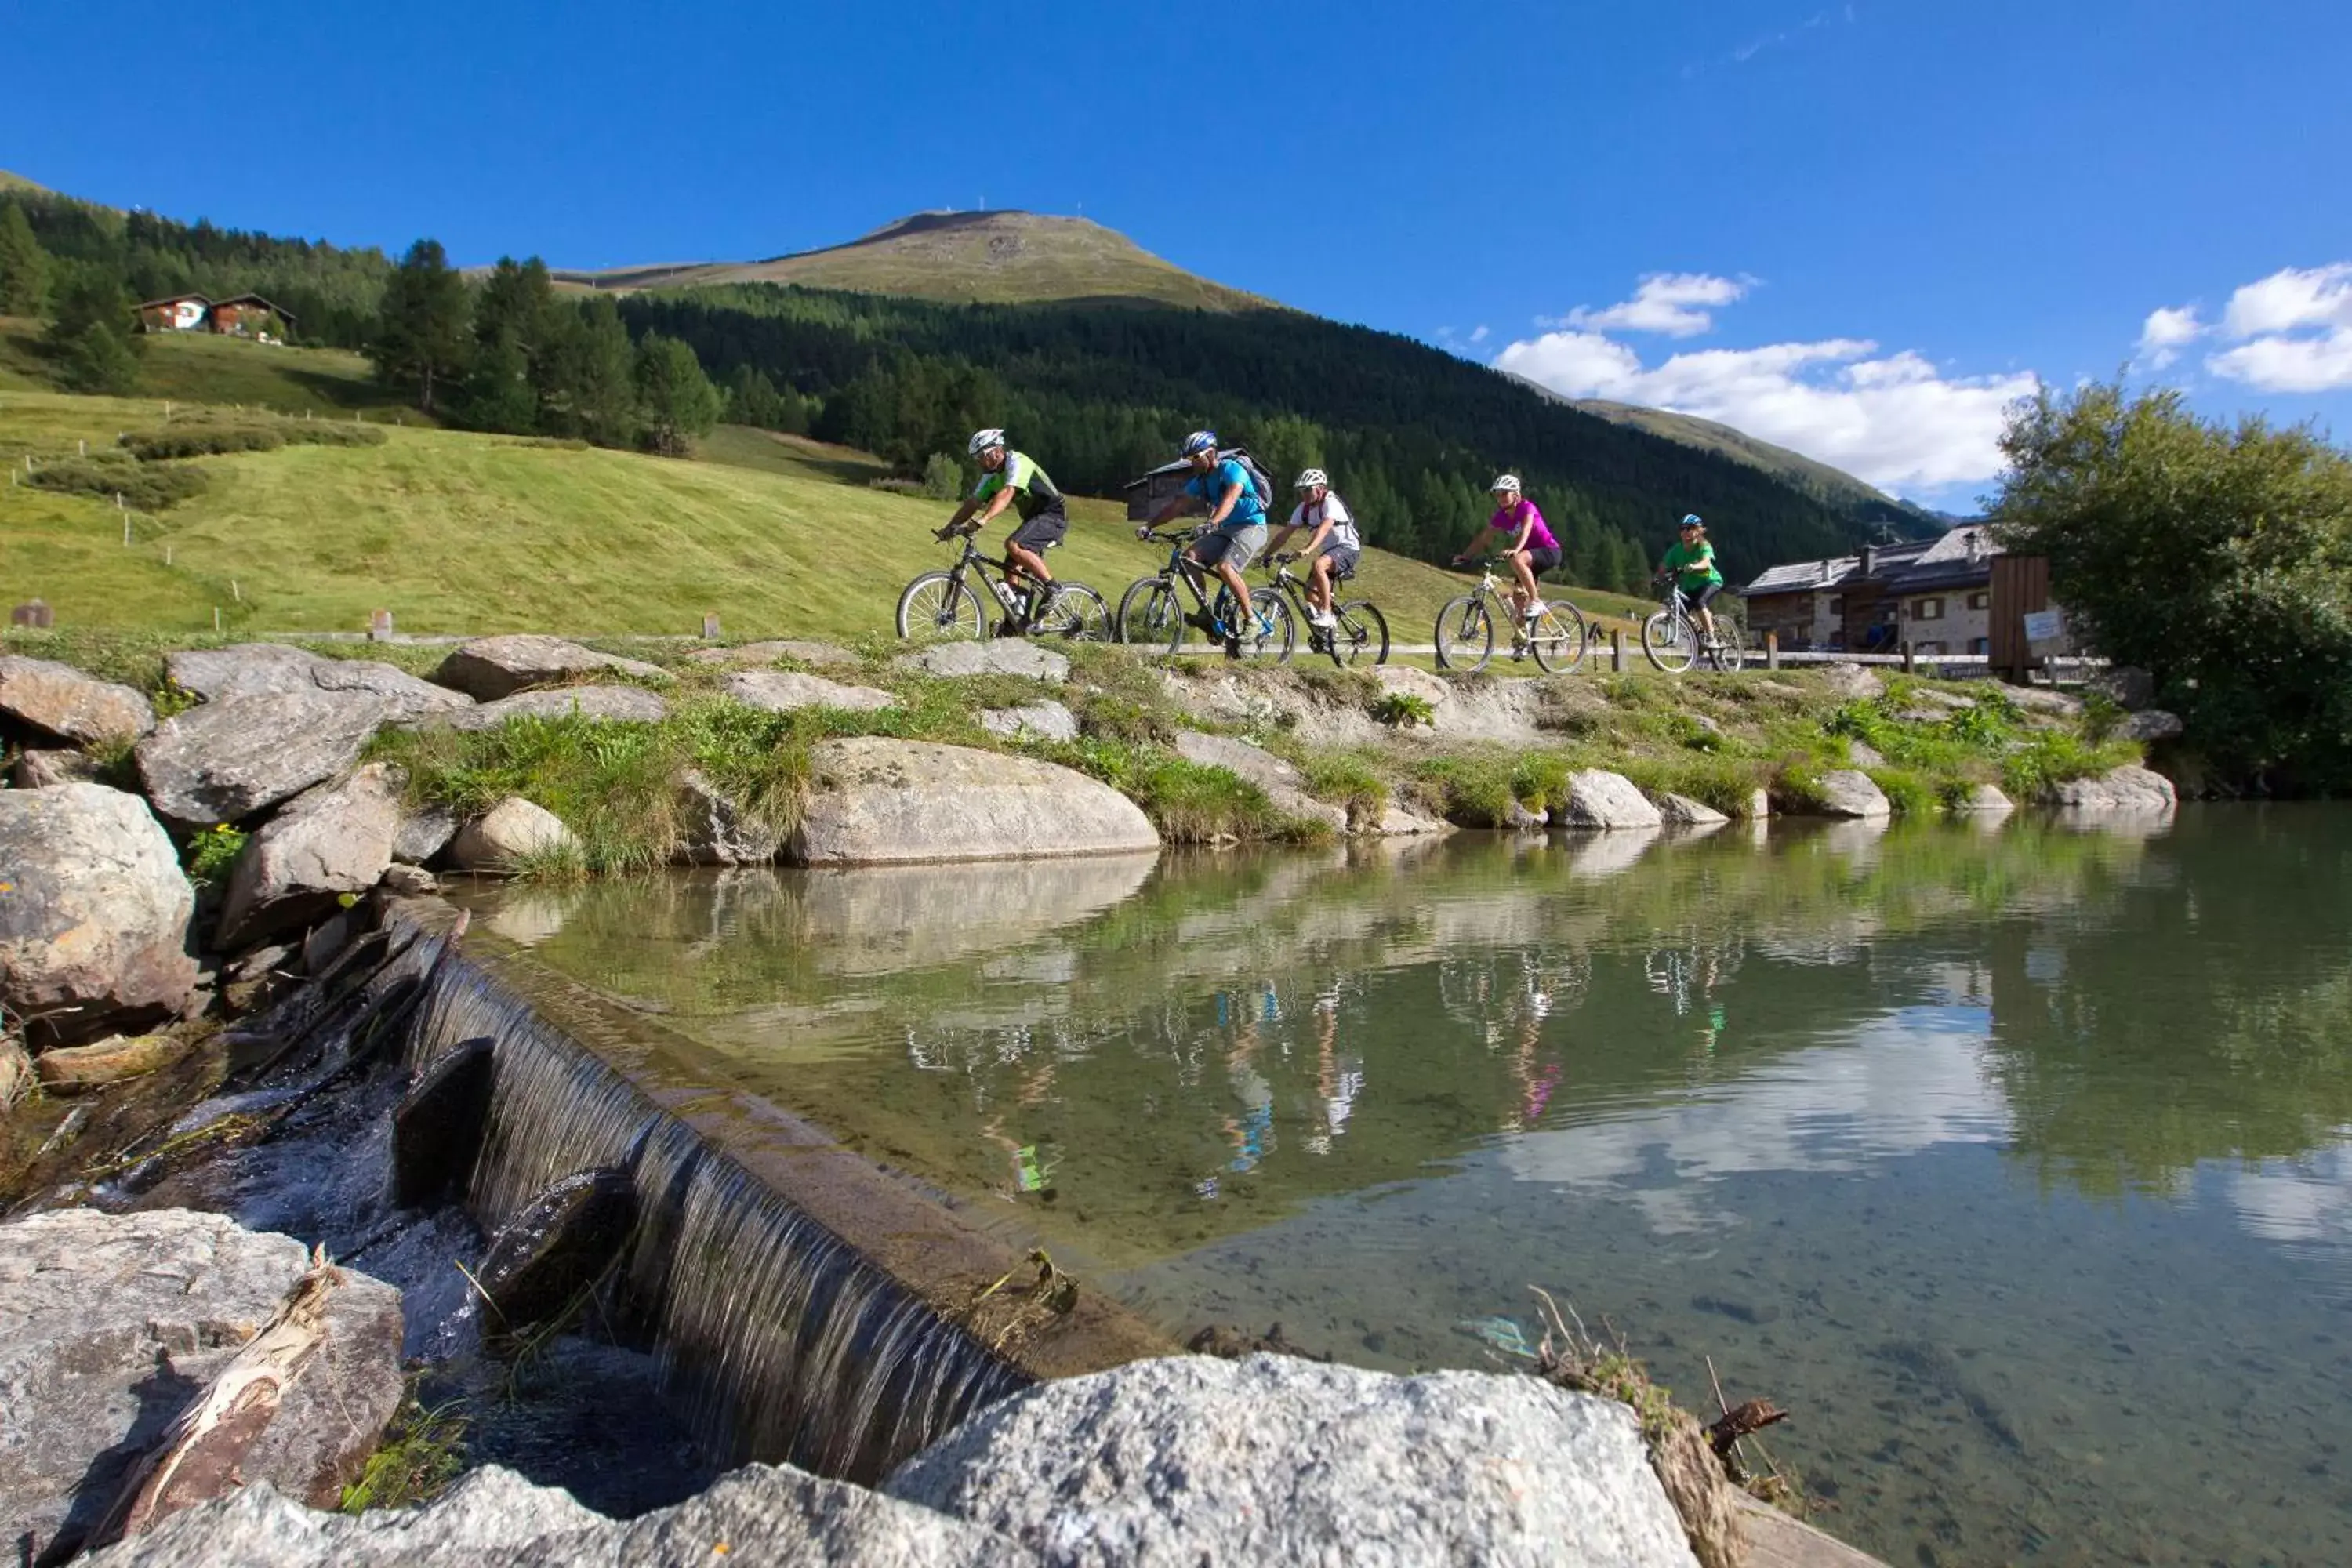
[2046,764,2177,811]
[887,1353,1699,1568]
[394,801,460,866]
[136,690,388,826]
[0,655,155,744]
[449,798,577,873]
[1957,782,2015,812]
[978,701,1080,742]
[1560,770,1664,830]
[2007,684,2085,719]
[1654,792,1730,826]
[81,1460,1022,1568]
[0,785,196,1042]
[165,644,471,724]
[1807,768,1892,818]
[441,684,670,731]
[0,1209,403,1566]
[1173,731,1347,834]
[893,641,1069,681]
[723,669,896,714]
[792,739,1157,866]
[432,635,672,702]
[217,764,404,945]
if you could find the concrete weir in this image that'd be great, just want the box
[384,900,1174,1483]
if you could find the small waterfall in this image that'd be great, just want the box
[400,935,1032,1482]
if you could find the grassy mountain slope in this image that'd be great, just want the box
[2,387,1628,639]
[0,171,49,194]
[567,212,1269,312]
[0,318,414,415]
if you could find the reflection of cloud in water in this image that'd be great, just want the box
[1501,1005,2008,1232]
[2218,1144,2352,1287]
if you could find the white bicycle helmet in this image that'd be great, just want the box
[1490,474,1523,494]
[1181,430,1219,456]
[967,428,1007,456]
[1295,468,1329,489]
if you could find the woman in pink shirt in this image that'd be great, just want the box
[1454,474,1561,623]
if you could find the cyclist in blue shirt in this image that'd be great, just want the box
[1140,430,1269,652]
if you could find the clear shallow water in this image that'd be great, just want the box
[456,811,2352,1566]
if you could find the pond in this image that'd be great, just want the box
[453,809,2352,1567]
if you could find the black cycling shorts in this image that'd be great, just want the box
[1681,579,1724,610]
[1319,546,1360,582]
[1008,506,1068,552]
[1519,544,1562,575]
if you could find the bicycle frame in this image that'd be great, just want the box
[1140,530,1230,623]
[942,529,1044,616]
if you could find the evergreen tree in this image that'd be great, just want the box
[633,332,721,456]
[565,296,639,448]
[455,336,538,433]
[372,239,470,414]
[725,363,789,429]
[0,202,50,317]
[44,265,140,394]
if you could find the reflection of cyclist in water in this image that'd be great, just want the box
[977,1055,1062,1200]
[1645,941,1732,1060]
[1508,967,1566,1131]
[1219,985,1279,1174]
[1308,983,1364,1156]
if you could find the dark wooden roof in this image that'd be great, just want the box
[212,293,297,324]
[136,292,212,310]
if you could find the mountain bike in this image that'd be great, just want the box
[1434,561,1588,673]
[1116,528,1294,661]
[1265,553,1388,667]
[1642,581,1747,673]
[895,522,1112,644]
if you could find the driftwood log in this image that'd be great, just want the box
[85,1249,347,1549]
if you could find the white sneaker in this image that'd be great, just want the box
[1309,608,1336,627]
[1524,599,1548,620]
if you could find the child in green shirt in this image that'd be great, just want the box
[1657,514,1727,645]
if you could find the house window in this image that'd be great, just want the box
[1913,597,1944,620]
[1967,592,1989,611]
[1826,597,1844,615]
[1969,637,1990,655]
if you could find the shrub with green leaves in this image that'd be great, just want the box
[27,452,209,510]
[1372,691,1436,729]
[183,823,249,887]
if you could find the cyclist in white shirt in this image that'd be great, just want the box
[1265,469,1361,628]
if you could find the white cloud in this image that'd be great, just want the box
[2134,304,2205,370]
[1468,324,1490,344]
[1563,273,1749,338]
[1496,325,2038,493]
[2201,263,2352,393]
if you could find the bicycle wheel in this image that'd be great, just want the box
[897,572,982,642]
[1213,588,1295,662]
[1704,635,1748,674]
[1330,600,1389,667]
[1035,582,1113,642]
[1120,578,1185,655]
[1642,609,1698,673]
[1435,596,1494,673]
[1529,601,1589,674]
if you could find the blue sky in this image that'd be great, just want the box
[5,0,2347,506]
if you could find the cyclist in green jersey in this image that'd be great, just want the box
[1657,514,1727,646]
[939,427,1069,628]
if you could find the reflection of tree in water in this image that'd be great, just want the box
[1985,811,2352,1194]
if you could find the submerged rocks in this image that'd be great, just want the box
[722,669,896,714]
[165,644,472,723]
[2046,764,2177,811]
[1808,769,1893,819]
[1560,770,1664,830]
[442,684,670,731]
[0,1209,404,1565]
[31,1032,190,1091]
[216,764,405,945]
[892,641,1069,682]
[0,655,155,744]
[136,690,387,827]
[886,1353,1700,1567]
[432,635,671,702]
[792,738,1158,866]
[448,798,576,873]
[0,785,198,1043]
